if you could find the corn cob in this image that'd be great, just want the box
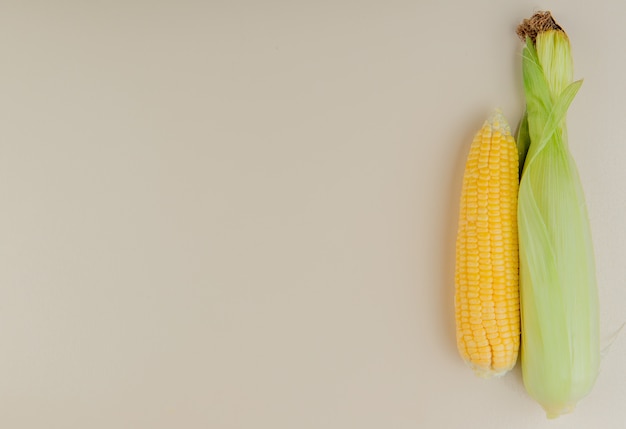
[516,12,600,418]
[455,110,520,378]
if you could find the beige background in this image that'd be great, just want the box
[2,1,625,428]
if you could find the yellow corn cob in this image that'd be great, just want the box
[454,110,520,378]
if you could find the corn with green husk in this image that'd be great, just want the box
[516,12,600,418]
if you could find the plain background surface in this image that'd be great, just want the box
[2,1,625,428]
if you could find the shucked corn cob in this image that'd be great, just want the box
[516,12,600,418]
[455,110,520,378]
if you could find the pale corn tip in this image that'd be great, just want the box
[485,109,512,135]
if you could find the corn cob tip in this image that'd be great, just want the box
[516,11,564,44]
[485,109,511,135]
[470,363,511,379]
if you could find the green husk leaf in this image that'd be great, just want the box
[517,20,600,419]
[516,111,530,177]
